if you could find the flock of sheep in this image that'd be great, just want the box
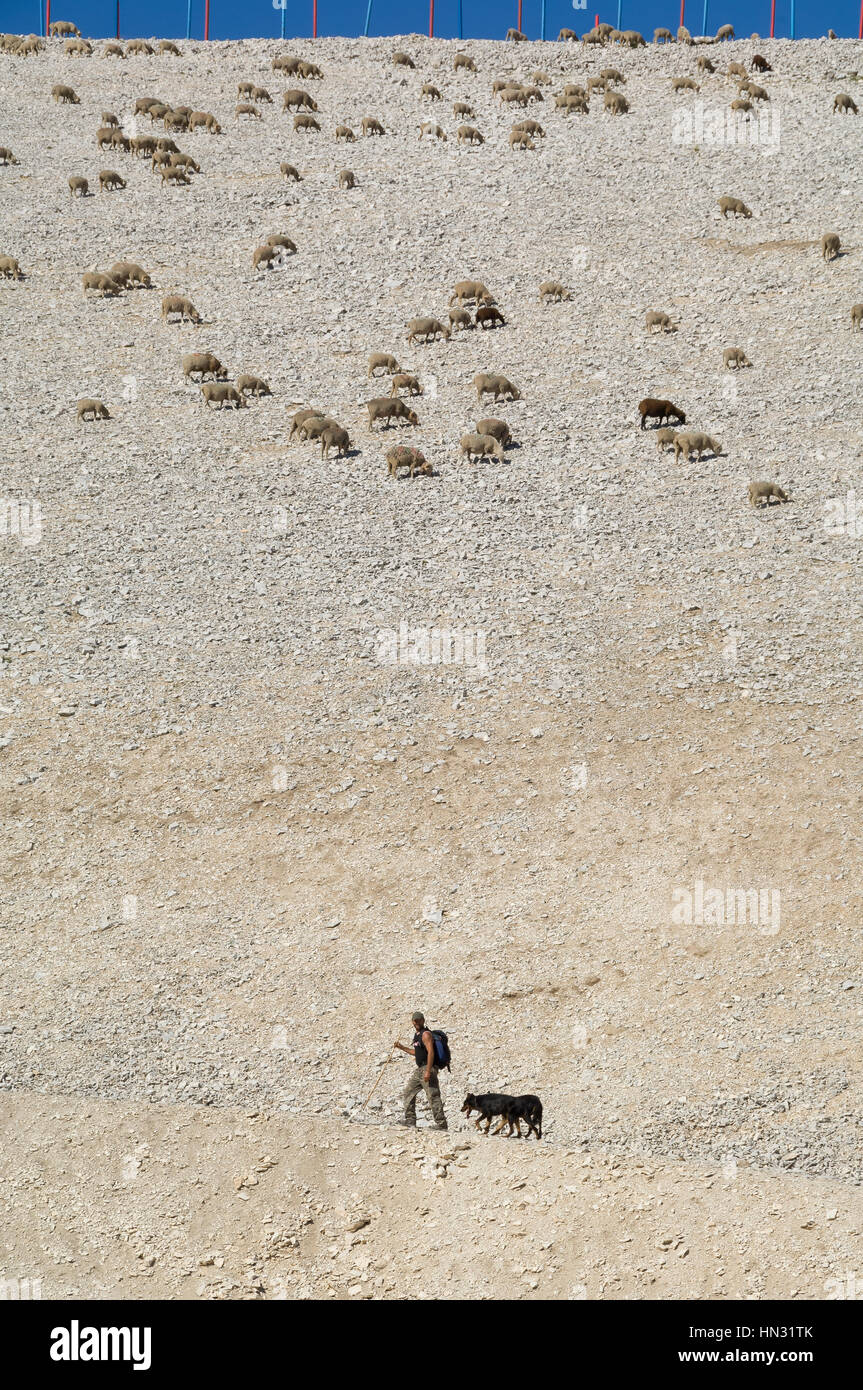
[1,21,857,502]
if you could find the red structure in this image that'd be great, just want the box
[518,0,523,31]
[313,0,318,36]
[429,0,434,36]
[45,0,50,35]
[205,0,210,38]
[116,0,120,38]
[680,0,685,26]
[859,0,863,39]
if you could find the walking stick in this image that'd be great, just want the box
[361,1041,399,1109]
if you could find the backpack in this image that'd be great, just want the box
[431,1029,451,1072]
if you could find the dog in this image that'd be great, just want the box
[461,1092,543,1140]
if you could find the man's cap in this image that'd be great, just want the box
[411,1011,425,1021]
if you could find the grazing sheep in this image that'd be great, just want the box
[719,195,752,219]
[451,280,492,306]
[672,76,699,92]
[202,383,246,409]
[293,113,320,133]
[182,352,227,381]
[273,55,302,74]
[555,93,589,113]
[419,122,447,140]
[253,87,272,103]
[697,56,716,73]
[449,307,474,332]
[500,87,529,107]
[422,83,443,101]
[514,119,544,137]
[453,102,474,116]
[52,85,80,104]
[654,427,679,451]
[749,480,790,506]
[320,423,351,458]
[161,294,201,324]
[522,86,544,104]
[476,304,506,329]
[147,104,169,123]
[289,408,324,439]
[111,261,151,288]
[476,417,512,446]
[601,68,625,84]
[390,373,423,396]
[280,162,301,180]
[393,51,415,68]
[674,431,721,462]
[82,271,122,296]
[604,91,629,114]
[822,233,841,261]
[237,374,271,397]
[621,29,646,47]
[264,233,296,254]
[0,255,23,279]
[367,397,419,428]
[169,152,201,173]
[506,28,527,41]
[638,397,685,428]
[102,42,125,58]
[158,40,182,55]
[582,28,604,46]
[337,169,355,188]
[283,89,318,111]
[645,310,676,333]
[189,111,221,133]
[336,124,356,141]
[49,20,80,35]
[160,165,190,187]
[131,136,157,157]
[677,25,693,43]
[297,61,323,80]
[407,317,451,344]
[368,353,401,378]
[731,99,753,115]
[851,303,863,330]
[134,97,160,114]
[387,445,431,478]
[834,93,858,115]
[298,414,337,441]
[361,117,385,136]
[748,83,769,102]
[559,28,578,41]
[236,103,261,120]
[752,54,772,71]
[64,38,91,55]
[726,61,747,78]
[654,27,673,42]
[99,169,126,192]
[68,175,89,197]
[474,373,521,402]
[723,347,751,369]
[460,432,505,463]
[126,39,154,55]
[454,52,477,71]
[252,245,280,271]
[509,129,535,149]
[715,23,734,40]
[539,280,571,302]
[0,147,19,165]
[457,125,484,144]
[586,76,606,94]
[152,150,173,171]
[76,399,110,423]
[238,81,254,98]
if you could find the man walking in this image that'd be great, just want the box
[394,1011,448,1130]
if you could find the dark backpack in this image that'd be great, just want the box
[431,1029,451,1071]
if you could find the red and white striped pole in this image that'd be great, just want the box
[205,0,210,39]
[429,0,434,37]
[313,0,318,37]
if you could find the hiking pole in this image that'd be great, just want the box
[361,1041,399,1109]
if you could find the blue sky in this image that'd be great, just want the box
[6,0,859,41]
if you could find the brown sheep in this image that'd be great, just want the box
[531,71,551,85]
[147,104,169,124]
[851,304,863,330]
[555,93,589,113]
[253,245,280,271]
[289,408,324,439]
[152,150,173,171]
[183,352,227,381]
[601,68,625,84]
[448,307,474,332]
[361,117,385,136]
[52,85,80,104]
[539,280,571,302]
[189,112,221,134]
[645,310,677,333]
[476,417,512,446]
[68,175,89,197]
[506,28,527,41]
[160,166,191,187]
[126,40,154,55]
[111,261,151,288]
[238,81,254,98]
[76,399,110,423]
[99,170,126,192]
[159,40,182,55]
[454,53,477,72]
[64,37,91,53]
[82,271,122,296]
[110,131,131,153]
[749,481,790,507]
[747,84,769,103]
[283,89,318,111]
[674,432,721,462]
[457,125,484,144]
[156,137,180,152]
[672,77,699,92]
[509,129,535,149]
[393,51,416,68]
[102,42,125,58]
[273,55,302,75]
[453,102,474,116]
[0,255,23,279]
[654,27,673,41]
[161,294,201,324]
[387,445,431,478]
[586,76,606,95]
[49,20,80,35]
[236,103,261,120]
[101,111,120,126]
[298,414,337,441]
[264,233,296,254]
[280,163,301,181]
[169,153,201,174]
[723,346,751,369]
[336,124,356,141]
[500,87,529,107]
[450,280,492,306]
[407,317,451,344]
[834,93,858,115]
[559,28,578,40]
[165,110,191,131]
[237,374,271,397]
[131,136,157,157]
[621,29,646,47]
[696,56,716,73]
[654,427,679,451]
[730,99,753,114]
[297,61,323,80]
[390,373,423,396]
[293,114,320,133]
[134,97,160,115]
[460,432,505,463]
[719,195,752,219]
[752,54,772,72]
[638,397,685,429]
[474,373,521,402]
[476,304,506,329]
[822,233,841,261]
[419,122,447,140]
[202,383,246,410]
[726,61,747,78]
[604,91,629,114]
[0,147,19,164]
[368,352,401,378]
[320,423,351,458]
[367,397,419,428]
[715,23,734,39]
[253,87,272,104]
[422,83,443,101]
[514,119,545,137]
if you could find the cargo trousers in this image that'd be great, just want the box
[402,1066,447,1128]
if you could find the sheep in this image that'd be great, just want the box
[600,68,625,84]
[337,169,355,188]
[237,374,271,397]
[0,255,23,279]
[367,397,419,428]
[169,153,201,173]
[749,480,790,507]
[500,87,530,107]
[320,423,351,458]
[126,40,154,55]
[654,27,673,42]
[293,114,320,133]
[620,29,646,48]
[160,166,190,187]
[102,42,125,58]
[715,23,734,40]
[460,432,505,463]
[474,373,521,402]
[49,20,80,35]
[283,89,318,111]
[264,233,296,254]
[674,432,721,462]
[509,129,535,149]
[253,245,280,271]
[0,147,19,165]
[555,93,589,113]
[822,233,841,261]
[476,417,512,446]
[238,81,254,98]
[280,163,301,181]
[448,308,474,333]
[457,125,484,144]
[559,28,578,41]
[539,280,572,302]
[189,111,221,133]
[52,85,80,104]
[748,83,769,103]
[726,61,747,78]
[236,103,261,120]
[76,399,110,423]
[696,53,716,71]
[522,86,544,104]
[582,29,604,46]
[111,261,151,288]
[723,347,751,369]
[531,70,551,85]
[147,104,169,123]
[422,83,443,101]
[361,117,385,136]
[82,271,122,296]
[68,175,89,197]
[419,122,447,140]
[654,427,679,451]
[131,136,156,157]
[158,40,182,55]
[604,91,629,114]
[585,76,606,95]
[393,51,415,68]
[645,310,677,333]
[450,280,492,306]
[672,76,699,92]
[387,445,431,478]
[273,55,302,74]
[407,317,451,344]
[453,102,474,116]
[731,98,753,115]
[851,303,863,330]
[834,93,858,115]
[289,408,324,439]
[719,195,752,219]
[110,131,132,153]
[297,61,323,80]
[752,54,772,71]
[161,294,201,323]
[298,414,337,441]
[492,79,518,96]
[99,169,126,192]
[335,124,356,141]
[134,97,160,115]
[638,397,685,428]
[64,36,91,55]
[513,119,544,137]
[183,352,227,381]
[368,353,401,378]
[506,28,527,41]
[202,383,246,409]
[152,150,173,172]
[390,373,423,396]
[677,25,693,43]
[454,53,477,71]
[476,304,506,329]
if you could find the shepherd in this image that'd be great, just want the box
[395,1011,449,1129]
